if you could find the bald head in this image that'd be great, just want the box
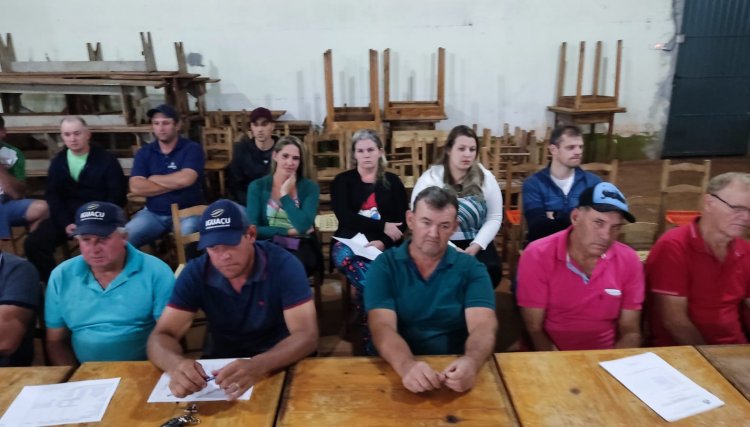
[60,116,91,155]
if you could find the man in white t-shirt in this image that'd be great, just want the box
[521,125,601,244]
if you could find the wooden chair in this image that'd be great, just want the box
[618,196,660,252]
[502,162,544,278]
[382,47,446,122]
[170,203,207,266]
[658,159,711,235]
[202,126,234,198]
[582,159,619,184]
[315,213,342,317]
[387,131,432,187]
[323,49,381,133]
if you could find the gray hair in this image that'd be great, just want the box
[350,129,389,188]
[412,186,459,215]
[707,172,750,194]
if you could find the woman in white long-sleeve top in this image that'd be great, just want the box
[411,125,504,287]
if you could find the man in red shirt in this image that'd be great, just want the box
[647,172,750,345]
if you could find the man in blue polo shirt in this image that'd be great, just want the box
[126,104,205,248]
[45,201,174,364]
[147,199,318,400]
[366,186,497,394]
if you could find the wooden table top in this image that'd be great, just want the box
[277,356,519,426]
[67,361,285,426]
[0,366,73,414]
[496,346,750,426]
[697,344,750,401]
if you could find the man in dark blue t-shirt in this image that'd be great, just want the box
[147,199,318,400]
[125,104,205,248]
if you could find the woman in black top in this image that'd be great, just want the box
[331,129,408,352]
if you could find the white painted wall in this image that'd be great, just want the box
[1,0,677,143]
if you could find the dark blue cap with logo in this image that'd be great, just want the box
[198,199,250,250]
[578,182,636,223]
[147,104,180,121]
[73,201,127,236]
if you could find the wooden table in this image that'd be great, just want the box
[698,344,750,401]
[496,346,750,426]
[68,361,285,426]
[277,356,519,426]
[0,366,73,414]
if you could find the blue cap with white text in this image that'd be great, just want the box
[198,199,250,250]
[73,201,127,236]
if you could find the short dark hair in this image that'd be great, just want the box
[0,114,4,129]
[413,186,459,214]
[550,125,582,146]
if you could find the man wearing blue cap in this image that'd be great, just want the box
[517,182,645,351]
[45,202,174,364]
[126,104,205,248]
[147,199,318,400]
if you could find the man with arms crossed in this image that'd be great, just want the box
[522,125,601,244]
[126,104,204,248]
[148,199,318,400]
[366,186,497,394]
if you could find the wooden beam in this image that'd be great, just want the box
[175,42,187,74]
[383,48,391,111]
[323,49,335,123]
[575,41,585,110]
[369,49,380,123]
[140,32,157,71]
[0,76,164,86]
[437,47,445,108]
[614,40,623,104]
[556,42,566,105]
[0,33,17,72]
[87,42,102,61]
[3,114,128,127]
[10,60,149,73]
[0,83,145,96]
[592,41,602,96]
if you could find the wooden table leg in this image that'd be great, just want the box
[606,113,615,161]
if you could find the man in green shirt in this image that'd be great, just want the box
[366,186,497,394]
[0,115,48,240]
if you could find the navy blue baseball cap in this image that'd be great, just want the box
[198,199,250,250]
[578,182,636,223]
[73,202,127,236]
[147,104,180,121]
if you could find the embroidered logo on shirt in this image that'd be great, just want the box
[167,161,177,170]
[604,289,622,297]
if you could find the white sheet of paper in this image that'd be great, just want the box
[147,358,253,402]
[599,352,724,422]
[333,233,383,261]
[0,378,120,427]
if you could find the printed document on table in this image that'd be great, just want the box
[333,233,383,260]
[599,352,724,422]
[147,358,253,402]
[0,378,120,427]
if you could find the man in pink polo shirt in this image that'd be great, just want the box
[646,172,750,346]
[517,182,644,351]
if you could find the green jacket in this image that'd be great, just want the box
[246,174,320,239]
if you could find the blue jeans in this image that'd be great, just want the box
[0,199,33,239]
[125,208,201,248]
